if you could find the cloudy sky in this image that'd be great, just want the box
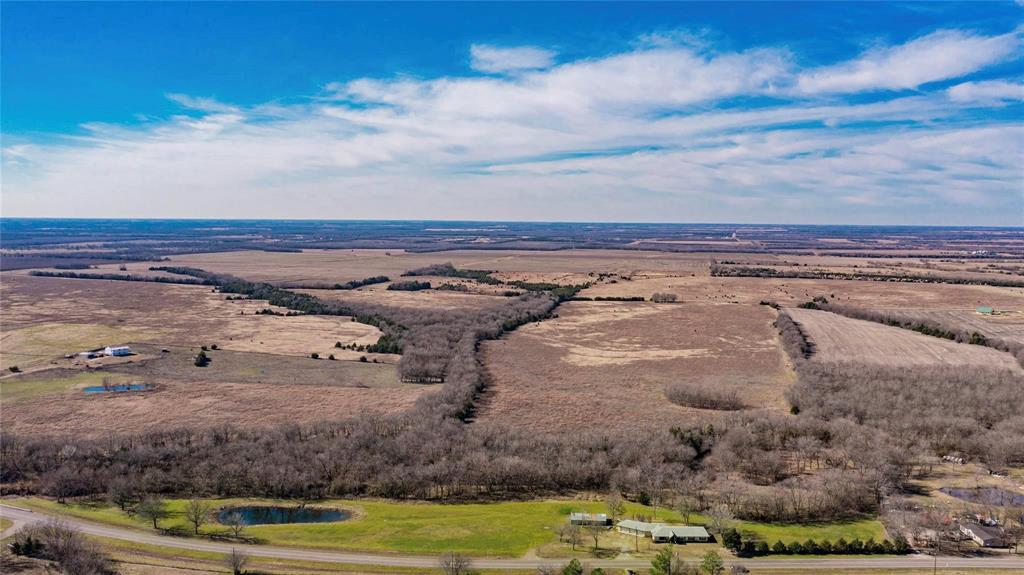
[2,2,1022,224]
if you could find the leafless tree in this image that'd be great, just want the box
[706,503,734,534]
[226,548,248,575]
[439,551,473,575]
[185,498,211,535]
[606,492,626,521]
[584,523,605,551]
[564,524,582,551]
[138,496,169,529]
[224,511,247,538]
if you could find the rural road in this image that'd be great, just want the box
[2,504,1022,572]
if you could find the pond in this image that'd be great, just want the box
[939,486,1024,507]
[217,505,350,525]
[84,384,150,394]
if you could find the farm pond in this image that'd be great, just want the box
[938,487,1024,507]
[83,384,150,394]
[217,505,351,525]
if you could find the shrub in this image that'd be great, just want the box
[193,351,209,367]
[310,352,320,359]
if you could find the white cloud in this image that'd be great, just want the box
[947,79,1024,103]
[469,44,556,74]
[797,29,1021,94]
[3,32,1022,224]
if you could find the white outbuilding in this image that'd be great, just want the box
[104,346,132,357]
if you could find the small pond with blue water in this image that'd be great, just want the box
[84,384,150,394]
[217,505,350,525]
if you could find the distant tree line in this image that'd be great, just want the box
[710,262,1024,288]
[29,270,219,286]
[387,280,432,291]
[402,262,503,285]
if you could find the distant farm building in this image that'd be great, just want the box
[960,523,1005,547]
[976,306,995,315]
[77,351,100,360]
[104,346,132,357]
[569,512,610,526]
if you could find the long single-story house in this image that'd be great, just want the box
[569,512,610,526]
[960,523,1005,547]
[104,345,132,357]
[617,519,660,537]
[617,520,710,543]
[651,525,711,544]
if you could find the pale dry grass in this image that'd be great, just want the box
[786,307,1023,371]
[581,274,1024,310]
[0,275,387,365]
[120,248,717,283]
[1,380,425,438]
[479,301,794,432]
[300,285,508,309]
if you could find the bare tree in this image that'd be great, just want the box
[224,511,247,538]
[225,548,248,575]
[584,523,605,552]
[184,498,212,535]
[606,492,626,522]
[439,551,473,575]
[706,503,734,534]
[138,496,169,530]
[564,524,582,551]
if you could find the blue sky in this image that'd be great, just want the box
[2,2,1022,224]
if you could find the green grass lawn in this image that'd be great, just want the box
[0,371,135,402]
[735,517,887,545]
[12,497,888,558]
[1,517,13,531]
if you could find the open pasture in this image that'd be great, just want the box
[786,307,1023,371]
[873,308,1024,345]
[0,274,387,369]
[1,375,423,438]
[581,274,1024,310]
[141,248,719,284]
[301,284,509,309]
[479,300,793,432]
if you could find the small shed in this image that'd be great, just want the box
[651,525,710,544]
[104,346,132,357]
[976,306,995,315]
[569,512,610,526]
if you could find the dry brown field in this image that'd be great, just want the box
[0,274,389,373]
[848,308,1024,345]
[581,274,1024,310]
[298,284,512,308]
[478,300,794,433]
[94,248,720,284]
[1,378,423,438]
[785,307,1023,371]
[0,273,423,436]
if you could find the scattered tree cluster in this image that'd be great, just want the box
[665,383,744,411]
[709,263,1024,288]
[387,280,432,291]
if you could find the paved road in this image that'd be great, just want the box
[3,504,1022,571]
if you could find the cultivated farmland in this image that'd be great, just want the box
[785,307,1023,371]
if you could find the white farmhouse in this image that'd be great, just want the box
[104,346,132,357]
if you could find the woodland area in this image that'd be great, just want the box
[2,267,1022,532]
